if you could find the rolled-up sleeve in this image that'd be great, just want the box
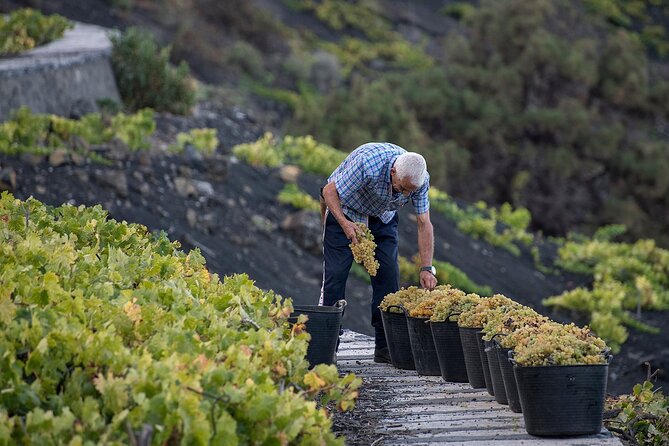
[331,155,369,201]
[412,173,430,215]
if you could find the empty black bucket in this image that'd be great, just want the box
[485,340,507,405]
[514,362,609,436]
[380,305,415,370]
[498,347,522,413]
[406,314,441,376]
[476,331,494,396]
[459,327,486,388]
[430,320,468,382]
[289,300,346,367]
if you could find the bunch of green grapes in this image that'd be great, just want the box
[481,305,549,341]
[350,223,379,276]
[498,320,550,350]
[408,285,464,318]
[409,293,449,318]
[379,286,430,313]
[458,294,520,328]
[430,289,482,322]
[513,322,608,366]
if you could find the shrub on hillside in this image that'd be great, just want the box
[0,8,71,55]
[169,128,219,156]
[0,107,156,161]
[226,40,266,81]
[111,27,195,115]
[277,183,320,212]
[197,0,287,52]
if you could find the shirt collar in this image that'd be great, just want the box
[386,154,401,193]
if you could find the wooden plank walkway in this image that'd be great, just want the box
[337,330,622,446]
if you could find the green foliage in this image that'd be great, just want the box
[290,75,430,152]
[598,30,648,110]
[227,41,267,81]
[0,8,71,55]
[280,135,347,177]
[232,133,346,177]
[107,109,156,151]
[197,0,288,53]
[584,0,669,56]
[428,188,534,256]
[434,260,492,296]
[319,38,433,77]
[293,0,391,41]
[232,132,284,168]
[593,224,627,242]
[250,83,302,109]
[169,128,219,156]
[0,107,155,160]
[111,27,196,115]
[0,193,360,444]
[543,232,668,352]
[556,236,669,310]
[398,255,417,285]
[277,184,320,212]
[349,262,370,284]
[441,2,477,21]
[605,380,669,445]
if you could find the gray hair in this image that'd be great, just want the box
[394,152,427,187]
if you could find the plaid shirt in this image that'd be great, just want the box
[328,142,430,224]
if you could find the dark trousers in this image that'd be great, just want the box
[320,211,400,349]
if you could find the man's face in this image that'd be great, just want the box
[391,168,419,196]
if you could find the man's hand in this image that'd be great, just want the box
[341,220,361,245]
[420,270,437,290]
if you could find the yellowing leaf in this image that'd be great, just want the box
[303,372,327,391]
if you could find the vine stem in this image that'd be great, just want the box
[185,386,230,438]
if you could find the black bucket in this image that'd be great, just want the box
[406,314,441,376]
[485,340,507,405]
[514,361,610,436]
[476,331,494,396]
[430,320,468,382]
[498,347,521,413]
[289,300,346,367]
[458,327,486,388]
[380,306,415,370]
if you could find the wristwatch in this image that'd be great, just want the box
[420,265,436,276]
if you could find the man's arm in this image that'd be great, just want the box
[322,182,362,244]
[416,211,437,290]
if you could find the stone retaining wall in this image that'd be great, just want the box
[0,22,120,122]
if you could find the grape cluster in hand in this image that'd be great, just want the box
[350,223,379,276]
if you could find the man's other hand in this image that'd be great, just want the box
[420,270,437,290]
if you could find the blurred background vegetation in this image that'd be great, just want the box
[37,0,667,247]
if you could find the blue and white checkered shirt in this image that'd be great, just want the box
[328,142,430,224]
